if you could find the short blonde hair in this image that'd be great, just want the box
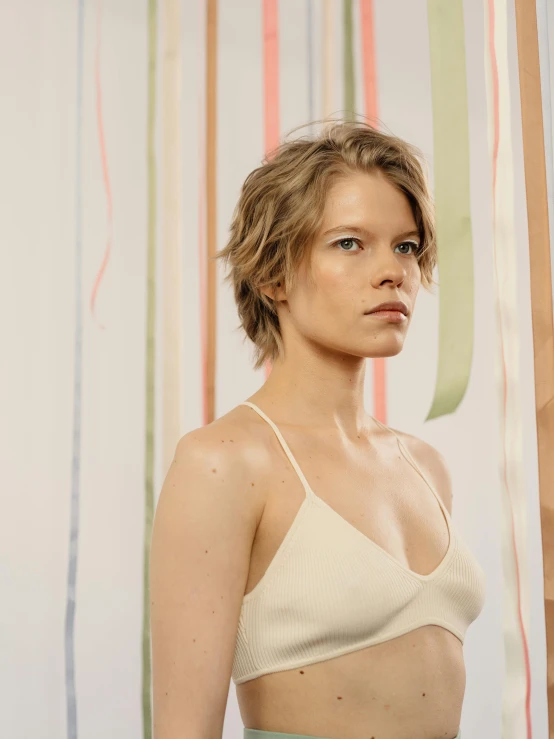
[215,119,436,370]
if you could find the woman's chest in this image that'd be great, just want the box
[245,429,451,598]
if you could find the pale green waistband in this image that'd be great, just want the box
[244,728,462,739]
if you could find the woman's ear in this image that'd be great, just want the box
[261,281,285,302]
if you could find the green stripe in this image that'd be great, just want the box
[143,0,157,737]
[426,0,474,420]
[343,0,355,119]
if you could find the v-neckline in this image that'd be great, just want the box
[309,491,455,582]
[240,400,455,583]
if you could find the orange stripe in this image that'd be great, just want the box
[360,0,386,423]
[514,0,554,732]
[206,0,217,421]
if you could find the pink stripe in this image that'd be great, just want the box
[488,2,533,735]
[90,0,113,330]
[360,0,386,422]
[360,0,378,122]
[263,0,279,158]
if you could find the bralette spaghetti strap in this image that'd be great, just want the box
[371,414,450,519]
[239,401,316,502]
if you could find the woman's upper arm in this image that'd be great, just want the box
[150,428,262,739]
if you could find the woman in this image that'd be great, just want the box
[150,121,487,739]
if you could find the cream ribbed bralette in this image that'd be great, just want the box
[231,401,486,685]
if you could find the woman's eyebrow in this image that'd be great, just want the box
[322,225,420,240]
[322,225,368,236]
[396,229,420,240]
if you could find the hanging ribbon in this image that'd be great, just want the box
[514,0,554,733]
[142,0,158,736]
[426,0,474,420]
[485,1,534,737]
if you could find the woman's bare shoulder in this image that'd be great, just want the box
[182,403,270,459]
[177,404,272,511]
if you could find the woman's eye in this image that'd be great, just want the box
[396,241,420,255]
[335,238,360,252]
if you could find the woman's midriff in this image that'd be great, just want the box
[236,624,465,739]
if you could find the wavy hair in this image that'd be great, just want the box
[215,119,436,370]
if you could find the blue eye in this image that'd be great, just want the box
[335,238,361,252]
[395,241,420,255]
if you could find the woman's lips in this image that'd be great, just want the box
[365,310,407,323]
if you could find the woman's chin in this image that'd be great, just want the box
[362,337,405,358]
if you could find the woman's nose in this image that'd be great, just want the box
[369,250,407,287]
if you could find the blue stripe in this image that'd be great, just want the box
[65,1,85,737]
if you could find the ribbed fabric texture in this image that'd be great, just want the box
[232,402,487,686]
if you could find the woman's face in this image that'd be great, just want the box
[274,169,422,360]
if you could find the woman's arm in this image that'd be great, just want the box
[150,427,263,739]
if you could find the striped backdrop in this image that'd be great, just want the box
[2,1,553,738]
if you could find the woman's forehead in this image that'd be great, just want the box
[319,172,417,233]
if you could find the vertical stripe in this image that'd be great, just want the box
[90,0,113,329]
[197,0,208,426]
[485,2,533,737]
[264,0,279,156]
[65,2,85,737]
[359,0,386,423]
[535,0,554,311]
[343,0,355,120]
[360,0,378,123]
[263,0,279,378]
[142,1,158,736]
[161,0,184,470]
[514,0,554,733]
[426,1,474,420]
[307,0,314,127]
[322,0,334,119]
[206,0,217,418]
